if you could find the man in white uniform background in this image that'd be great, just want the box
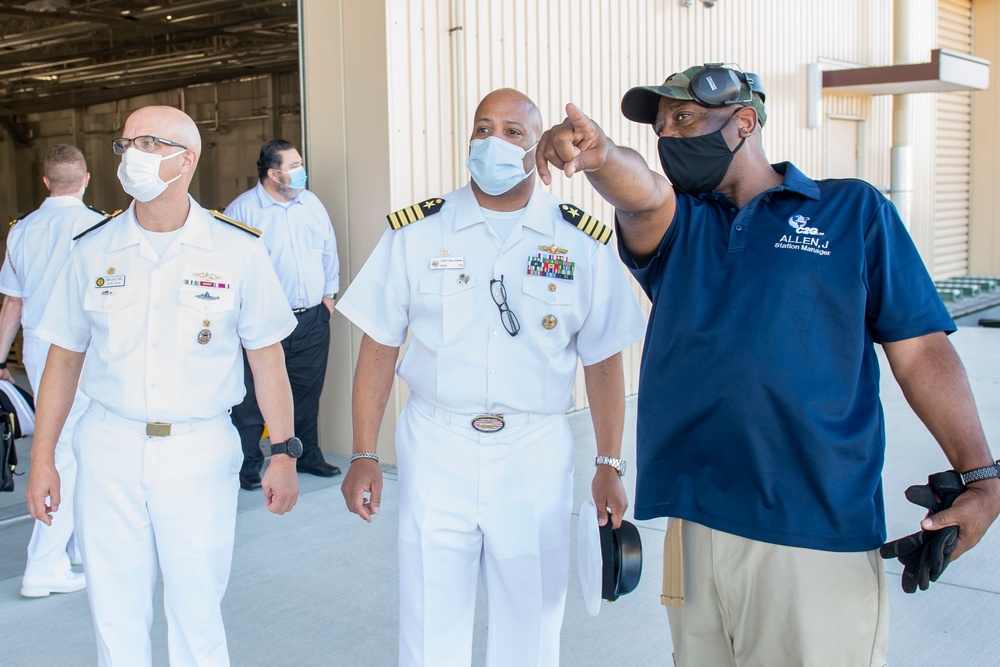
[0,144,103,598]
[338,88,647,667]
[26,106,301,667]
[224,139,341,489]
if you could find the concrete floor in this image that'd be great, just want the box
[1,326,999,666]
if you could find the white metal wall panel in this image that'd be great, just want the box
[934,0,974,278]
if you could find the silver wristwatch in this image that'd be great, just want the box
[595,455,626,478]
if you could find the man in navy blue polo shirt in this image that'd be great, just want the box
[536,64,1000,666]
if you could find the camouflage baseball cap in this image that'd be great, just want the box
[621,65,767,127]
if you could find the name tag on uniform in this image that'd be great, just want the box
[430,257,464,270]
[95,275,125,288]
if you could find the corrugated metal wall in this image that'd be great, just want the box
[935,0,974,278]
[383,0,968,407]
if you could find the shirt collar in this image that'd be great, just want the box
[453,182,553,235]
[692,161,821,203]
[109,196,213,253]
[40,196,86,209]
[767,162,821,200]
[253,180,300,208]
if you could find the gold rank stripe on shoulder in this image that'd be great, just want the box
[387,197,445,230]
[210,210,262,237]
[86,203,109,216]
[559,204,612,245]
[72,209,124,241]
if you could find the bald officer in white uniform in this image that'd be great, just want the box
[26,106,300,667]
[0,144,102,598]
[338,88,647,667]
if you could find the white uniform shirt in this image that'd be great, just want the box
[337,184,646,415]
[0,196,105,336]
[36,197,297,422]
[224,182,340,309]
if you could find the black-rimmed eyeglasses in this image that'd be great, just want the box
[111,135,188,156]
[490,275,520,337]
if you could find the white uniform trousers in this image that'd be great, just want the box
[22,334,88,579]
[72,406,242,667]
[397,396,574,667]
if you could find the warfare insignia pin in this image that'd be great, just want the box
[197,329,212,345]
[538,244,567,255]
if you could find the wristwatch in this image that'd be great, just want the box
[595,455,626,478]
[270,437,303,459]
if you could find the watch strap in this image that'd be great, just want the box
[959,460,1000,486]
[270,437,301,458]
[595,455,625,477]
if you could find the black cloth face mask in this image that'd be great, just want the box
[657,109,746,195]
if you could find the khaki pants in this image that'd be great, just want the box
[666,520,888,667]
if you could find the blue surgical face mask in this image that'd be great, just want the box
[466,136,537,196]
[276,166,307,190]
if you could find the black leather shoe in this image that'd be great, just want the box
[297,462,342,477]
[239,473,262,490]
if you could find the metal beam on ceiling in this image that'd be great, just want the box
[0,0,300,117]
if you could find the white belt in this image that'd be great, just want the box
[87,402,230,437]
[408,394,549,433]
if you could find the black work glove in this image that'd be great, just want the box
[879,471,965,594]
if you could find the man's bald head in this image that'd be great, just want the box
[123,105,202,158]
[472,88,543,143]
[44,144,88,196]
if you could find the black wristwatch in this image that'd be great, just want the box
[270,437,303,459]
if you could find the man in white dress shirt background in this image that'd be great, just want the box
[0,144,102,598]
[224,140,341,488]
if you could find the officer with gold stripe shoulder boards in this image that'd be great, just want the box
[26,106,299,666]
[338,88,646,667]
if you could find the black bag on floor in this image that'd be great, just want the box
[0,382,33,492]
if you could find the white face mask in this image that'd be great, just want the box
[466,136,537,196]
[117,147,185,202]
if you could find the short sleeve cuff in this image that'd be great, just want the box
[241,317,297,351]
[335,300,407,348]
[33,326,90,353]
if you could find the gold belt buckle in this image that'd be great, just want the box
[146,422,172,437]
